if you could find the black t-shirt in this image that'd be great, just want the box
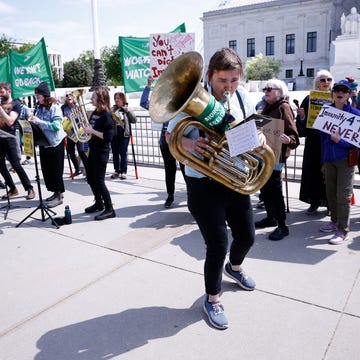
[88,110,114,151]
[0,99,21,135]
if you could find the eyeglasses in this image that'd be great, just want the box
[333,86,350,93]
[319,78,332,83]
[262,87,280,92]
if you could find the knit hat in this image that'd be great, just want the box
[35,81,51,97]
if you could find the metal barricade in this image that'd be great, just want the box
[126,114,360,187]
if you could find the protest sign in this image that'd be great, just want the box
[9,38,54,99]
[262,118,284,164]
[18,120,35,157]
[312,105,360,147]
[307,90,332,128]
[119,23,186,93]
[149,32,195,79]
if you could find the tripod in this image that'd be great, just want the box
[16,121,60,228]
[0,182,28,220]
[16,145,59,228]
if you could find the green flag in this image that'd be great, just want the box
[172,23,186,33]
[0,56,10,83]
[119,23,186,93]
[9,37,54,98]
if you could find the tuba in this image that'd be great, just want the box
[63,89,92,143]
[149,51,275,195]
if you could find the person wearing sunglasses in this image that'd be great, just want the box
[255,79,299,240]
[296,70,334,215]
[319,80,360,245]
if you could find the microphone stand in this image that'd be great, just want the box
[16,122,59,229]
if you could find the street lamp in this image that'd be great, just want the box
[89,0,106,90]
[299,58,304,77]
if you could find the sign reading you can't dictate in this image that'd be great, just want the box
[312,105,360,148]
[149,32,195,79]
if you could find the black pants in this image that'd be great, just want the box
[187,177,255,296]
[160,142,186,196]
[87,148,113,210]
[39,141,65,193]
[111,134,129,175]
[260,169,286,226]
[0,137,33,191]
[66,138,88,173]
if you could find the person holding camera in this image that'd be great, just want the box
[110,92,137,180]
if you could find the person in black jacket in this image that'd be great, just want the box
[110,92,137,180]
[83,87,115,221]
[296,70,333,214]
[255,79,299,240]
[140,76,186,208]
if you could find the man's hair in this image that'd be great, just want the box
[207,47,243,83]
[0,82,11,91]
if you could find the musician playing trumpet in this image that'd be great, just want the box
[165,48,265,330]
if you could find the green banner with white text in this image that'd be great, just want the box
[9,37,54,99]
[0,56,10,83]
[119,23,186,93]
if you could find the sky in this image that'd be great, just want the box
[0,0,223,62]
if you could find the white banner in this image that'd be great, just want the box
[312,105,360,148]
[149,32,195,79]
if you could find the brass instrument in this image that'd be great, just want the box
[149,51,275,195]
[63,89,92,143]
[112,108,125,127]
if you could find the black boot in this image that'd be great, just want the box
[94,208,116,221]
[85,202,104,213]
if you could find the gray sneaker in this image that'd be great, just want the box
[203,295,228,330]
[46,194,63,208]
[224,262,256,290]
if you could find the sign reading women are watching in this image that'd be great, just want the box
[119,23,186,94]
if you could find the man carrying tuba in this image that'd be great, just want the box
[151,49,269,330]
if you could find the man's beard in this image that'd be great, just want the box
[0,94,10,103]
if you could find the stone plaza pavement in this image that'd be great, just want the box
[0,162,359,360]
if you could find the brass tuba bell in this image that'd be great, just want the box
[149,51,275,195]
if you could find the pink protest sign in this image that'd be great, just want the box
[149,32,195,79]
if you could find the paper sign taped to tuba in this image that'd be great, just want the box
[226,120,259,157]
[312,105,360,148]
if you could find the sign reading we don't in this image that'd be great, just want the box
[149,32,195,79]
[313,105,360,148]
